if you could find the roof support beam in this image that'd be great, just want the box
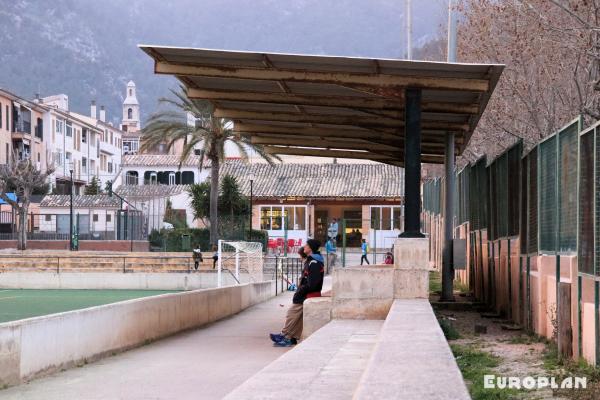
[217,109,470,131]
[155,61,490,92]
[187,88,404,110]
[250,136,402,152]
[263,145,444,164]
[247,133,457,152]
[234,123,465,145]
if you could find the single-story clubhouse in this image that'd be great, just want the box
[221,162,404,248]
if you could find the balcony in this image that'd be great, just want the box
[13,120,31,135]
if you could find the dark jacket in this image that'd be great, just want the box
[293,252,324,304]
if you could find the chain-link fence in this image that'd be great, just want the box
[0,210,145,241]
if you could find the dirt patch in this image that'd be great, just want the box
[433,294,599,400]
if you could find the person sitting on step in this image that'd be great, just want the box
[270,239,324,347]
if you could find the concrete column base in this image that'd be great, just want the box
[394,237,429,270]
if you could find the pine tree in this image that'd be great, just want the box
[84,176,102,195]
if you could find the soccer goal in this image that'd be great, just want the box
[217,240,264,287]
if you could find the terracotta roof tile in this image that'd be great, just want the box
[122,154,209,167]
[220,162,404,198]
[40,195,121,208]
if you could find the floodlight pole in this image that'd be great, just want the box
[406,0,413,60]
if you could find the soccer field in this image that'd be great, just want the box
[0,289,180,323]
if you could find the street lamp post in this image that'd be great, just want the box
[248,173,255,241]
[69,166,74,251]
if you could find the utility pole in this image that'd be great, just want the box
[441,0,458,302]
[406,0,412,60]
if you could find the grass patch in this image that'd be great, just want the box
[430,271,442,294]
[454,280,470,295]
[451,344,520,400]
[439,318,461,340]
[543,342,600,379]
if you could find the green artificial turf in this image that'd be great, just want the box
[0,289,179,323]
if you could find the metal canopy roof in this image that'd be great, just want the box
[139,45,504,166]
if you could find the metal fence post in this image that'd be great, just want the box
[342,219,346,268]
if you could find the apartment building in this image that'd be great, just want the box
[0,89,47,170]
[41,94,122,194]
[73,101,123,189]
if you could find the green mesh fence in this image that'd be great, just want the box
[507,143,522,236]
[558,124,578,252]
[539,136,558,253]
[478,158,489,230]
[596,127,600,274]
[497,152,509,238]
[489,162,498,240]
[457,168,469,225]
[520,155,528,254]
[579,128,594,274]
[528,147,538,254]
[469,163,480,230]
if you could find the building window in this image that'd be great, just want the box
[55,120,63,134]
[370,206,403,231]
[37,153,40,162]
[106,214,112,222]
[126,171,138,185]
[169,172,176,185]
[93,214,99,222]
[66,123,72,137]
[110,131,113,145]
[127,108,133,120]
[45,215,52,222]
[82,129,87,143]
[108,162,113,173]
[6,105,9,130]
[35,118,43,140]
[82,157,87,173]
[5,144,8,164]
[260,206,306,231]
[0,103,2,129]
[65,152,71,162]
[181,171,194,185]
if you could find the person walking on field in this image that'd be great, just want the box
[360,238,370,265]
[270,239,324,347]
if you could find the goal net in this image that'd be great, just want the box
[217,240,264,287]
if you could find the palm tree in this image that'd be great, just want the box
[140,86,278,245]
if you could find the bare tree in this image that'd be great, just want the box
[0,155,54,250]
[456,0,600,164]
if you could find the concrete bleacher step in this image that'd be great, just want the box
[223,319,383,400]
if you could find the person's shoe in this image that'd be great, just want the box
[270,333,285,343]
[273,337,295,347]
[291,338,298,345]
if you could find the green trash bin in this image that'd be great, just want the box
[181,234,191,251]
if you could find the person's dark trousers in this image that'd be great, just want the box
[213,257,218,269]
[194,261,199,270]
[360,255,370,265]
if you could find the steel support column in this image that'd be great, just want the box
[441,132,455,301]
[400,88,424,238]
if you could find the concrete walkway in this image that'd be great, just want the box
[0,291,295,400]
[225,319,383,400]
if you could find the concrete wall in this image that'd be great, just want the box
[0,271,250,290]
[0,280,276,387]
